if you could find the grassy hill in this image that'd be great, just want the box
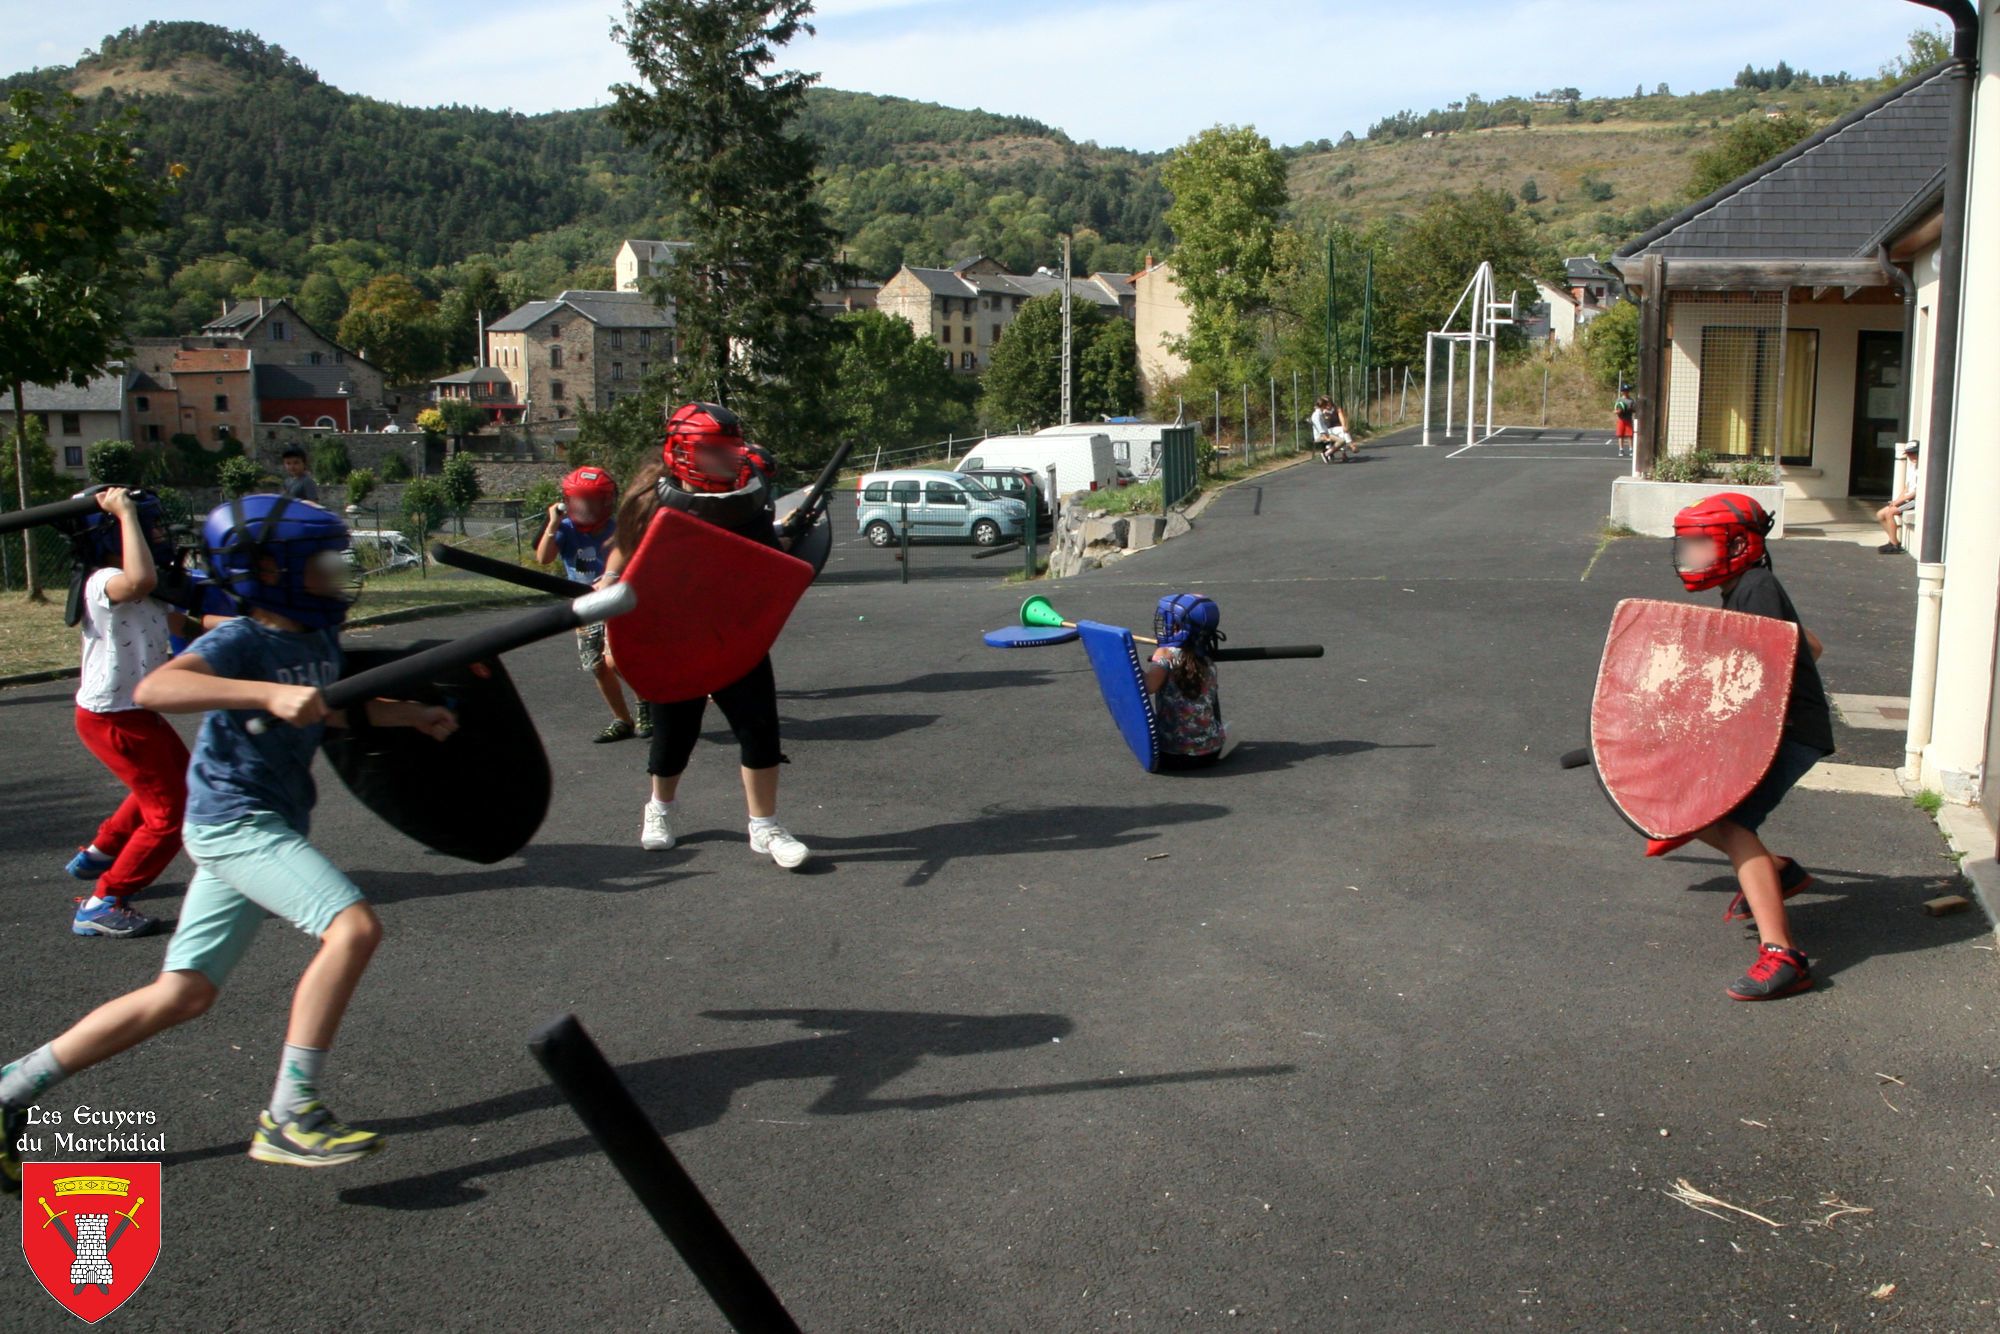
[1286,78,1887,256]
[1,20,1913,342]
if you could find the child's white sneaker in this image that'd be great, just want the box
[749,822,809,869]
[640,801,676,851]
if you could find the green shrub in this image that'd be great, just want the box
[345,468,377,505]
[86,440,139,485]
[311,438,351,483]
[217,455,265,497]
[1650,449,1715,483]
[518,477,562,521]
[1726,460,1776,487]
[166,433,243,487]
[400,475,451,542]
[379,452,412,482]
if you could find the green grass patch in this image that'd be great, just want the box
[1581,520,1638,582]
[1074,480,1164,515]
[1913,789,1944,816]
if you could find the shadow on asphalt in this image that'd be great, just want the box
[354,842,714,902]
[805,802,1230,886]
[780,667,1081,701]
[0,778,109,858]
[153,1008,1295,1210]
[1673,861,1985,981]
[1169,739,1432,777]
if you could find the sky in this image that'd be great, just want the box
[6,1,1930,152]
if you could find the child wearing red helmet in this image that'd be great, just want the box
[536,466,644,743]
[1670,493,1833,1000]
[600,403,811,870]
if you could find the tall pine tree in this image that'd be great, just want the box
[610,0,842,469]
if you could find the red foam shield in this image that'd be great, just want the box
[607,505,814,703]
[1590,598,1797,841]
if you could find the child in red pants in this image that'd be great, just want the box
[65,488,200,938]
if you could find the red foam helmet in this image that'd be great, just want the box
[664,402,765,494]
[560,466,617,531]
[1671,492,1773,591]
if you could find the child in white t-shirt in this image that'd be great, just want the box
[64,489,200,938]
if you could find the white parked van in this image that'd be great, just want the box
[956,433,1116,506]
[1033,422,1189,480]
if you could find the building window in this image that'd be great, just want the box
[961,351,975,370]
[280,416,300,427]
[941,325,952,344]
[609,330,623,350]
[551,381,565,401]
[639,330,652,351]
[549,324,562,340]
[549,347,563,369]
[64,446,83,468]
[992,324,1002,342]
[638,362,648,380]
[612,362,624,381]
[213,425,232,442]
[136,395,150,412]
[144,424,160,442]
[214,395,229,411]
[1013,296,1023,310]
[943,351,953,368]
[309,352,323,366]
[61,413,81,435]
[315,415,337,429]
[272,322,287,341]
[334,351,344,363]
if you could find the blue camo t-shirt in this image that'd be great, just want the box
[183,616,343,835]
[554,516,615,583]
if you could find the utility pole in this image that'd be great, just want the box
[1060,234,1073,426]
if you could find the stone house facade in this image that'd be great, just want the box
[877,256,1133,374]
[484,290,676,424]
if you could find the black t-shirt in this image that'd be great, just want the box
[1721,565,1835,755]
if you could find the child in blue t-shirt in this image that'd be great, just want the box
[536,466,643,743]
[0,497,456,1189]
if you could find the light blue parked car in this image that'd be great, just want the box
[854,469,1027,547]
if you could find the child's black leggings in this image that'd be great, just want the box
[645,655,783,776]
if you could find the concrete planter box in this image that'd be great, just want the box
[1608,477,1786,538]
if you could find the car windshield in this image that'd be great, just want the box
[959,479,994,501]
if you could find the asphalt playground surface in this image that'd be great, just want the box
[2,428,1995,1331]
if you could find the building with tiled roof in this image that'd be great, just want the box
[878,260,1140,373]
[484,290,676,424]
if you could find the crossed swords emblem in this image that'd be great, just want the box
[37,1193,146,1296]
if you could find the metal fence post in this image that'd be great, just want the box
[1023,498,1037,582]
[899,502,910,584]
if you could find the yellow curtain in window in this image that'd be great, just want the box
[1779,329,1818,462]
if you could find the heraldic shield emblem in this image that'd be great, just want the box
[19,1162,161,1323]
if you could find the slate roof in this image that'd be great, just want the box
[14,370,126,413]
[256,364,353,398]
[1616,64,1955,262]
[430,366,514,385]
[486,291,674,333]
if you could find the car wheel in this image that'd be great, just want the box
[864,521,895,548]
[972,520,1002,546]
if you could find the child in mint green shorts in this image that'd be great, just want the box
[1,496,455,1190]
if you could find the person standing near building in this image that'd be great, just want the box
[279,448,319,503]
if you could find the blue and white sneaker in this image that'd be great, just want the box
[71,900,159,938]
[65,848,113,881]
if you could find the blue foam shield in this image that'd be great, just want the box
[982,624,1080,648]
[1076,620,1160,773]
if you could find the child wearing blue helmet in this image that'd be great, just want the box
[1142,593,1227,769]
[1,496,457,1188]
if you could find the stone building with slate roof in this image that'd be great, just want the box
[0,371,133,477]
[1610,65,1955,501]
[484,290,675,423]
[878,256,1137,373]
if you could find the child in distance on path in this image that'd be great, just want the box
[1,495,456,1190]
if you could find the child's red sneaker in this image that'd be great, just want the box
[1728,943,1813,1001]
[1723,857,1815,923]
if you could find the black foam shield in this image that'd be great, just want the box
[322,644,550,864]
